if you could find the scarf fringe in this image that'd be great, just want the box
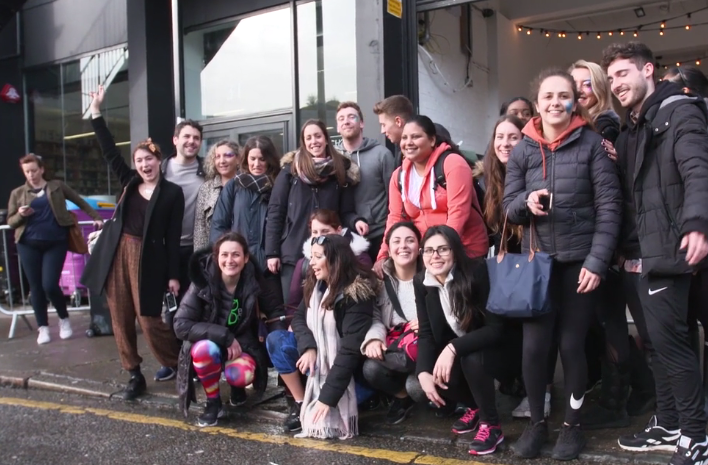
[295,415,359,440]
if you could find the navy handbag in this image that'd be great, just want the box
[486,217,553,318]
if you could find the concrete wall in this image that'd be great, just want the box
[417,6,492,155]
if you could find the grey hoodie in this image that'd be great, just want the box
[336,137,395,239]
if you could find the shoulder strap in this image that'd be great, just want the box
[432,150,453,189]
[383,275,407,321]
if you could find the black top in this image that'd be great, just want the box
[121,190,149,237]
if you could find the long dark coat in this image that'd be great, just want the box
[80,116,185,317]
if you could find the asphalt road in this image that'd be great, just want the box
[0,388,640,465]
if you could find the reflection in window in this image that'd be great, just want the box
[25,48,130,198]
[183,6,293,120]
[297,0,357,133]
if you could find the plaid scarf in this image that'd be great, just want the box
[235,173,272,199]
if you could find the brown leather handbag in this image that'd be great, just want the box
[67,212,89,254]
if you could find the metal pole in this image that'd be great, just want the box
[171,0,183,122]
[2,230,12,309]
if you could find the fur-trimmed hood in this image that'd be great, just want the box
[338,273,379,303]
[301,228,370,260]
[280,150,361,185]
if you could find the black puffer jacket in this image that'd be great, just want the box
[174,249,286,417]
[291,274,377,407]
[503,117,622,276]
[265,151,364,266]
[626,82,708,275]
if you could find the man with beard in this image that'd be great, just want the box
[603,42,708,465]
[156,119,205,382]
[335,102,395,261]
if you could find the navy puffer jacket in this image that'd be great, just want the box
[503,117,622,277]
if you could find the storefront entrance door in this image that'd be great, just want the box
[202,113,293,158]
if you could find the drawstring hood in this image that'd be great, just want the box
[400,142,452,210]
[522,115,587,179]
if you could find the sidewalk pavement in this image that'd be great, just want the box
[0,311,673,464]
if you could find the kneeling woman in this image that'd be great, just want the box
[411,225,515,456]
[174,232,287,427]
[269,234,378,439]
[361,221,422,425]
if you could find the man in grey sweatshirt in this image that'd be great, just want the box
[335,102,396,261]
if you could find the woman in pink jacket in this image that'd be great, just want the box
[375,115,488,274]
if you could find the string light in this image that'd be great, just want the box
[578,33,582,40]
[656,54,708,68]
[515,6,708,38]
[697,60,702,65]
[677,62,681,66]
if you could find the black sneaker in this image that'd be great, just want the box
[359,393,382,412]
[468,423,504,456]
[198,398,225,427]
[618,415,680,452]
[229,387,247,407]
[284,401,302,432]
[452,408,479,434]
[669,435,708,465]
[122,373,146,401]
[511,420,549,459]
[386,396,415,425]
[582,403,630,430]
[552,424,587,461]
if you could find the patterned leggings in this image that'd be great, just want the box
[191,340,256,399]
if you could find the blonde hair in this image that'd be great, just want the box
[204,140,240,179]
[569,60,615,122]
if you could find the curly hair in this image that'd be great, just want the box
[204,139,241,180]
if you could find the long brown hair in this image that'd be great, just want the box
[483,116,524,241]
[293,119,347,186]
[303,234,378,309]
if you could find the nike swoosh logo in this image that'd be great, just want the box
[570,394,584,410]
[648,287,668,296]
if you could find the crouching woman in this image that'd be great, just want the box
[279,234,378,439]
[174,232,287,427]
[410,225,516,456]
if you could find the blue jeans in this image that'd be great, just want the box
[17,239,69,327]
[265,330,374,404]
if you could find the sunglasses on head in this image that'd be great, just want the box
[311,235,329,246]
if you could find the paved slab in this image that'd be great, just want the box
[0,311,671,464]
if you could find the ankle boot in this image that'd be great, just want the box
[583,360,630,430]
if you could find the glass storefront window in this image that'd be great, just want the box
[297,0,357,136]
[183,6,293,121]
[25,47,130,198]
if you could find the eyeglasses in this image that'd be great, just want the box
[421,246,452,257]
[311,235,329,246]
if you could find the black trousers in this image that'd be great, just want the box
[522,261,600,425]
[638,273,707,441]
[407,352,500,425]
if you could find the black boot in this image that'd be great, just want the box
[122,368,146,401]
[583,361,630,430]
[626,336,656,417]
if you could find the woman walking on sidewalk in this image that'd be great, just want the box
[8,154,103,345]
[81,86,183,401]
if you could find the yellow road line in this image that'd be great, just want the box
[0,396,500,465]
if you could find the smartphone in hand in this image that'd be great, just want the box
[165,292,178,312]
[539,193,553,211]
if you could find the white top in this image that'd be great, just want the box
[407,168,425,208]
[423,268,465,337]
[392,278,417,325]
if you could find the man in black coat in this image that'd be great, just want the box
[604,42,708,464]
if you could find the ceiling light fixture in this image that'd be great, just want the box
[634,7,646,18]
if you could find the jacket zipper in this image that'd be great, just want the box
[550,149,557,255]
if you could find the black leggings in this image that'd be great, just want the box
[522,261,600,425]
[407,352,500,425]
[362,358,414,397]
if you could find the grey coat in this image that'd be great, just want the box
[193,177,223,251]
[337,138,396,239]
[503,126,622,277]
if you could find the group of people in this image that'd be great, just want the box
[7,40,708,465]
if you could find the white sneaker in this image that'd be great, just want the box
[37,326,51,345]
[512,393,551,418]
[59,318,72,340]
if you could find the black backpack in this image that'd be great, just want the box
[397,150,486,221]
